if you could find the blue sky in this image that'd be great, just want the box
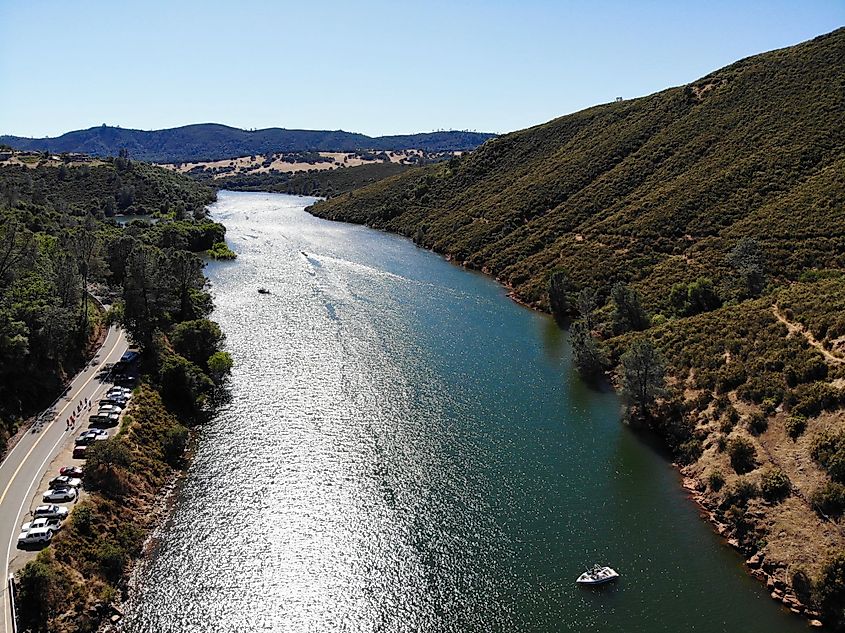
[1,1,842,137]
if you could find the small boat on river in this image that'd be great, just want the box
[257,287,270,295]
[576,564,619,585]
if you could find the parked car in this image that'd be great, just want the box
[108,386,131,396]
[97,404,123,415]
[17,527,53,546]
[33,504,69,519]
[42,487,77,502]
[21,517,62,532]
[120,350,140,364]
[100,396,127,407]
[72,445,87,459]
[114,374,137,387]
[49,476,82,489]
[75,429,108,445]
[59,466,83,477]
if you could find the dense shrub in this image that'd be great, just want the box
[721,476,760,509]
[746,411,769,435]
[785,414,807,440]
[812,430,845,483]
[707,469,726,492]
[814,553,845,628]
[811,482,845,517]
[728,436,757,474]
[760,468,791,502]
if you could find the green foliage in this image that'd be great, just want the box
[207,240,236,260]
[0,159,219,440]
[548,269,570,322]
[760,467,791,502]
[727,237,766,299]
[811,481,845,517]
[170,318,224,368]
[611,282,649,333]
[16,550,70,632]
[312,29,845,319]
[707,469,726,492]
[727,436,757,474]
[620,338,665,414]
[814,553,845,627]
[785,414,807,440]
[721,476,760,508]
[746,411,769,436]
[158,351,214,418]
[812,430,845,483]
[83,438,132,497]
[570,320,608,381]
[669,277,721,317]
[214,161,414,198]
[207,350,234,384]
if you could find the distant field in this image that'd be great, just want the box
[160,149,457,180]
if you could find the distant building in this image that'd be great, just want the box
[615,97,623,102]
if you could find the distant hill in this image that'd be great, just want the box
[0,124,495,163]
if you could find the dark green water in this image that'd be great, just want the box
[123,192,806,632]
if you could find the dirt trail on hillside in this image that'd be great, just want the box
[772,304,845,365]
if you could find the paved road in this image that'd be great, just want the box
[0,325,128,633]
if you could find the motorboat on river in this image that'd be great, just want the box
[576,564,619,585]
[257,287,270,295]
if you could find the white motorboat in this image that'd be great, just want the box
[576,564,619,585]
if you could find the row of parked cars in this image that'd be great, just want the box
[18,376,137,548]
[17,466,83,546]
[72,386,132,458]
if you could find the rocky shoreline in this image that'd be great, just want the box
[681,475,825,628]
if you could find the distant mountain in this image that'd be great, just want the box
[0,124,495,163]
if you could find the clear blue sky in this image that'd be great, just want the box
[1,0,842,138]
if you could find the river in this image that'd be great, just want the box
[122,191,805,633]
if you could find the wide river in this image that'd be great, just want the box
[123,191,805,633]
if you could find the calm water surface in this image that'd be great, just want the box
[123,191,805,633]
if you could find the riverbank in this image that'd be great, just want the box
[308,204,845,628]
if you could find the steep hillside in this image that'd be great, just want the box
[311,28,844,311]
[0,124,495,162]
[310,28,845,627]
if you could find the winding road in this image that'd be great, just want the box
[0,325,128,633]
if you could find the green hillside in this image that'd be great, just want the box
[311,28,844,312]
[310,28,845,626]
[0,124,495,163]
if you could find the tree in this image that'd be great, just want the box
[167,249,208,321]
[83,438,131,495]
[727,237,766,298]
[611,282,649,333]
[158,352,214,418]
[669,277,721,316]
[121,244,175,346]
[620,338,666,415]
[170,318,224,368]
[575,287,599,330]
[207,350,234,384]
[814,553,845,628]
[68,215,100,334]
[570,320,608,381]
[16,551,70,632]
[548,270,570,322]
[727,436,757,473]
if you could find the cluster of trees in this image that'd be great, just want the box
[7,157,234,631]
[0,159,229,448]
